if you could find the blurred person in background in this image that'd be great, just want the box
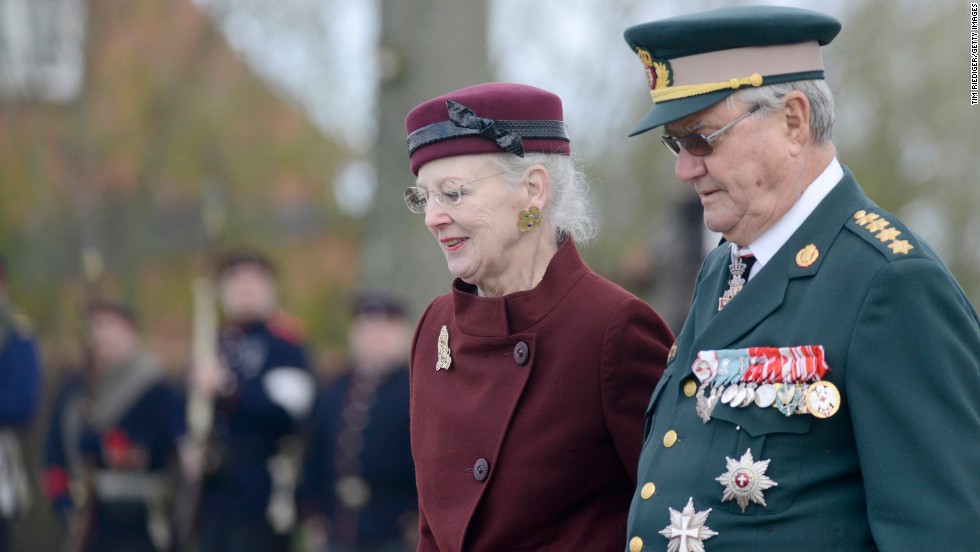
[0,255,42,552]
[620,6,980,551]
[299,292,417,552]
[192,249,315,552]
[401,82,674,551]
[43,299,183,552]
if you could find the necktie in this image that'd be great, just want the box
[718,245,755,311]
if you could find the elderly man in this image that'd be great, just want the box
[621,6,980,551]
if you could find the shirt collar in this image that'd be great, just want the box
[747,157,843,278]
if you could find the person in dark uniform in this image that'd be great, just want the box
[402,82,674,551]
[0,255,42,552]
[620,6,980,551]
[194,249,315,552]
[299,293,417,552]
[43,299,184,552]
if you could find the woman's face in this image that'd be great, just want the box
[418,154,527,290]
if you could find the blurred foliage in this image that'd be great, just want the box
[0,0,359,380]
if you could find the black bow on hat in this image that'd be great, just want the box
[446,99,525,157]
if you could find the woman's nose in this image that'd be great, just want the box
[424,200,452,230]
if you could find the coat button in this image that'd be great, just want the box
[663,430,678,448]
[683,379,698,397]
[472,458,490,482]
[640,481,656,499]
[629,536,643,552]
[513,341,529,365]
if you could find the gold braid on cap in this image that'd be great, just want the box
[652,73,764,103]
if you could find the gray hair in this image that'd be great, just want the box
[485,152,599,245]
[730,79,836,144]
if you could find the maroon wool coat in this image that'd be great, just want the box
[410,241,673,551]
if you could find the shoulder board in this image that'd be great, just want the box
[845,208,920,259]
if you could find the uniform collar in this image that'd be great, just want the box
[747,157,843,278]
[451,238,591,337]
[692,166,866,350]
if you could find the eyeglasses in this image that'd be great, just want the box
[661,105,761,157]
[403,172,503,214]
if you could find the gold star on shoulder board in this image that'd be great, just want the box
[865,219,890,233]
[875,227,902,243]
[888,239,914,255]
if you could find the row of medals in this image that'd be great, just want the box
[696,380,826,423]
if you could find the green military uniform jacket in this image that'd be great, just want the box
[626,168,980,551]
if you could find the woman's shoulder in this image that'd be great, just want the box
[576,270,651,310]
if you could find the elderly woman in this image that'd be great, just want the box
[402,82,674,551]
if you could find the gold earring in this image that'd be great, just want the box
[518,205,542,232]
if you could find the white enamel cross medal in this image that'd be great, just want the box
[435,325,452,371]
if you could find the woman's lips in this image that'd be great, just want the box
[442,237,467,252]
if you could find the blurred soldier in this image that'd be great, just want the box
[299,293,417,552]
[194,250,315,552]
[0,255,42,552]
[44,299,184,552]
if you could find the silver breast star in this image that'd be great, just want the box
[715,449,778,512]
[659,497,718,552]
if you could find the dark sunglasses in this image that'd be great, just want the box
[661,105,761,157]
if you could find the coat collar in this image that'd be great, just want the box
[691,166,870,351]
[450,238,591,337]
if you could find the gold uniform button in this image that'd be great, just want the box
[683,379,698,397]
[663,430,678,448]
[629,536,643,552]
[640,482,656,499]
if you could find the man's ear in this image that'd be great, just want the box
[782,91,811,154]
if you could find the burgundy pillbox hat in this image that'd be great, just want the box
[405,82,571,175]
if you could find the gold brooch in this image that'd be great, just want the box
[436,325,452,371]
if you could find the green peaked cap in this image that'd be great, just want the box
[624,5,842,136]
